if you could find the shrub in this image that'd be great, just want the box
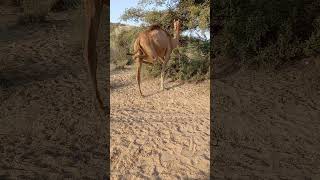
[19,0,55,23]
[110,25,142,67]
[51,0,81,12]
[213,0,320,68]
[304,16,320,57]
[146,38,210,81]
[18,0,81,24]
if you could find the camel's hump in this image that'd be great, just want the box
[147,24,162,31]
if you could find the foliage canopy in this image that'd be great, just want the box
[121,0,210,32]
[213,0,320,68]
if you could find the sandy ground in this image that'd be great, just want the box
[0,6,108,179]
[212,59,320,179]
[110,66,210,179]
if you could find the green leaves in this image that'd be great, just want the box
[121,7,145,23]
[121,0,209,31]
[213,0,320,68]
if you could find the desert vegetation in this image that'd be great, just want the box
[213,0,320,69]
[111,0,210,81]
[0,0,81,23]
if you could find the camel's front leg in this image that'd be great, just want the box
[160,60,168,91]
[160,49,171,90]
[136,59,143,97]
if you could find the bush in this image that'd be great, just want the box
[19,0,54,23]
[213,0,320,68]
[146,38,210,81]
[110,24,142,67]
[304,16,320,57]
[18,0,81,24]
[0,0,22,6]
[51,0,81,12]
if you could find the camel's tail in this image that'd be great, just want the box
[126,45,140,56]
[127,50,140,56]
[127,38,145,57]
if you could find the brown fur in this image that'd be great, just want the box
[147,24,162,31]
[147,24,172,39]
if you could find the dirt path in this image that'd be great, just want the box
[110,66,210,179]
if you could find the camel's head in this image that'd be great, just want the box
[173,19,182,32]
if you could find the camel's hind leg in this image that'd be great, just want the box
[136,59,143,97]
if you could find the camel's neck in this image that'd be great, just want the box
[171,29,180,49]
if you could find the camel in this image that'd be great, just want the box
[128,19,182,96]
[83,0,108,110]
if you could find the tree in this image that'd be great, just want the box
[121,0,209,33]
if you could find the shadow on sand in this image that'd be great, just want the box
[110,81,132,91]
[0,63,70,89]
[142,81,185,98]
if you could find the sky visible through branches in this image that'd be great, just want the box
[110,0,210,39]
